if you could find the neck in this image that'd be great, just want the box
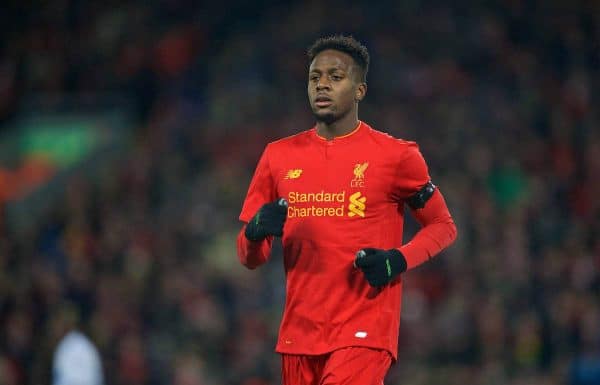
[316,111,360,140]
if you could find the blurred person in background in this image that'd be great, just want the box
[51,303,103,385]
[237,35,457,384]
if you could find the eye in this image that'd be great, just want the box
[331,74,343,81]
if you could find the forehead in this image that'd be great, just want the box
[309,49,356,72]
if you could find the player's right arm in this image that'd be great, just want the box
[236,227,273,269]
[237,145,283,269]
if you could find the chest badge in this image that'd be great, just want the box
[351,162,369,187]
[285,169,303,179]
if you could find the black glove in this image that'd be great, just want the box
[354,248,407,287]
[244,198,288,241]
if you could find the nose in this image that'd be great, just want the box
[316,75,331,90]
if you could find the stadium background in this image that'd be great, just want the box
[0,1,599,384]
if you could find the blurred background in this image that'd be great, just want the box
[0,0,599,384]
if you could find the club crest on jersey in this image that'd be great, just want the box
[351,162,369,187]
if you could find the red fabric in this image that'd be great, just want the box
[237,227,273,269]
[399,189,457,269]
[281,347,392,385]
[237,121,457,360]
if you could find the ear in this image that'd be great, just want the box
[355,82,367,102]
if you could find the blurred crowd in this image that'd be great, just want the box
[0,1,599,384]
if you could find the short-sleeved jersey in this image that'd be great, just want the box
[239,121,433,360]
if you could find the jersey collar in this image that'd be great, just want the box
[312,121,368,143]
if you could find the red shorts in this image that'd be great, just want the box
[281,347,392,385]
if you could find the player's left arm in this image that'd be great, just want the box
[355,143,457,286]
[394,142,457,268]
[354,186,456,286]
[400,184,457,270]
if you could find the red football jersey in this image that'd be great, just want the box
[238,121,456,360]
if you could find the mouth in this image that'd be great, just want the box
[314,95,333,108]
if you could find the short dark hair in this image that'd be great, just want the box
[307,35,370,82]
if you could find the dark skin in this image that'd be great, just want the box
[308,49,367,140]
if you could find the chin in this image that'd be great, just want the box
[312,110,337,124]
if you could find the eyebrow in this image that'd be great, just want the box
[309,68,346,73]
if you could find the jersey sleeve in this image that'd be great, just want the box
[239,144,277,222]
[237,145,277,269]
[392,142,457,269]
[391,142,431,202]
[399,189,457,269]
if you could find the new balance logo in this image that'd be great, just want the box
[351,162,369,187]
[285,169,303,179]
[348,192,366,217]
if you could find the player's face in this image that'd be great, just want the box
[308,50,364,124]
